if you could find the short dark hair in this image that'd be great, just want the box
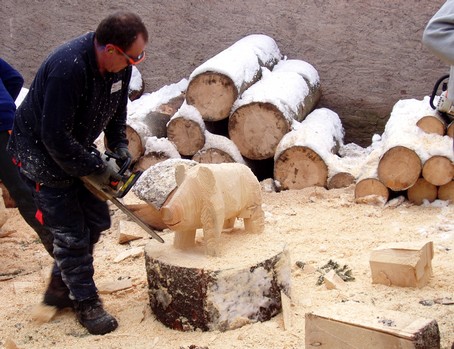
[95,11,149,51]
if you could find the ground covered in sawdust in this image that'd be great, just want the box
[0,185,453,349]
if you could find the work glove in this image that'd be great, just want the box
[85,165,122,188]
[114,145,132,167]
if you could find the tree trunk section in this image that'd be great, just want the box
[144,233,291,332]
[354,178,389,205]
[229,102,292,160]
[447,120,454,138]
[186,34,281,122]
[422,155,454,186]
[167,117,205,156]
[377,146,422,191]
[191,132,244,165]
[407,178,438,205]
[327,172,355,189]
[416,115,446,136]
[104,125,144,164]
[438,180,454,201]
[274,146,328,190]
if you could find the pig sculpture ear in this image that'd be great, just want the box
[175,165,187,187]
[198,166,216,194]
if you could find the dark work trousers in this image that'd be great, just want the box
[22,175,111,302]
[0,131,54,255]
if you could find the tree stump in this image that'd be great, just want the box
[407,178,438,205]
[186,34,281,122]
[422,155,454,186]
[438,180,454,202]
[144,231,291,332]
[377,146,422,191]
[273,108,344,190]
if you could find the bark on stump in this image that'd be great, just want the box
[407,178,438,205]
[422,155,454,186]
[144,232,291,332]
[377,146,422,191]
[186,34,281,122]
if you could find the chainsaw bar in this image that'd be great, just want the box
[110,196,164,243]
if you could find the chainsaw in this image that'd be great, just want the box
[429,74,454,124]
[82,149,164,243]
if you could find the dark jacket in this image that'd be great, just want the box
[0,58,24,132]
[8,32,131,186]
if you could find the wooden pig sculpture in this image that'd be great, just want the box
[161,163,265,256]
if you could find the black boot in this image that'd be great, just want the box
[43,274,73,309]
[74,297,118,335]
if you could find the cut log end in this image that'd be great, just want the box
[416,115,446,136]
[167,118,205,156]
[274,146,328,190]
[407,178,438,205]
[377,146,422,191]
[327,172,356,189]
[192,149,236,164]
[186,72,238,121]
[354,178,389,205]
[144,231,291,332]
[422,155,454,186]
[229,102,291,160]
[438,180,454,202]
[104,125,144,163]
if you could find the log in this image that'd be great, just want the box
[305,302,440,349]
[407,178,438,205]
[273,108,344,190]
[192,131,245,165]
[369,241,434,288]
[103,125,144,164]
[167,103,206,156]
[327,172,355,189]
[144,232,291,332]
[133,137,180,172]
[354,178,389,205]
[377,146,422,191]
[422,155,454,186]
[229,60,321,160]
[448,120,454,138]
[128,66,145,101]
[186,34,282,122]
[438,180,454,202]
[156,93,185,116]
[416,114,446,136]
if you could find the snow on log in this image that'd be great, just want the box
[377,97,453,191]
[132,159,198,209]
[416,114,446,136]
[422,155,454,186]
[273,108,344,190]
[192,131,245,165]
[438,180,454,201]
[133,136,181,171]
[128,66,145,101]
[144,231,291,331]
[186,34,282,122]
[167,103,206,156]
[407,178,438,205]
[156,93,185,116]
[229,59,320,160]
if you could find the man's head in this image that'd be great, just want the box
[95,11,149,73]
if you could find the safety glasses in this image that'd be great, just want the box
[111,44,146,65]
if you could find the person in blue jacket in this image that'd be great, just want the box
[0,58,54,248]
[8,11,148,335]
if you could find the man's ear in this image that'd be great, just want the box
[105,44,114,54]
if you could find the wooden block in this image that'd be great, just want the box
[305,302,440,349]
[369,241,433,288]
[118,220,145,244]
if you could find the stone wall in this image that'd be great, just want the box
[1,0,447,146]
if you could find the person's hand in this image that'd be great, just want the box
[114,146,132,167]
[85,165,122,188]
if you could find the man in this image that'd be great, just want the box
[1,59,51,241]
[8,11,148,335]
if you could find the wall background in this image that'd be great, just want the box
[0,0,448,146]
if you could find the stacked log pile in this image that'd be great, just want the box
[354,97,453,205]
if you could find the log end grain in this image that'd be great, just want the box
[104,125,144,163]
[422,155,454,186]
[327,172,356,189]
[407,178,438,205]
[229,102,291,160]
[416,115,446,136]
[273,146,328,190]
[377,146,422,191]
[144,231,291,332]
[354,178,389,205]
[192,149,235,164]
[438,180,454,202]
[167,117,205,156]
[186,72,238,121]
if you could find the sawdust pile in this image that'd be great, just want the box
[0,185,453,349]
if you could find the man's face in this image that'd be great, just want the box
[105,34,147,73]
